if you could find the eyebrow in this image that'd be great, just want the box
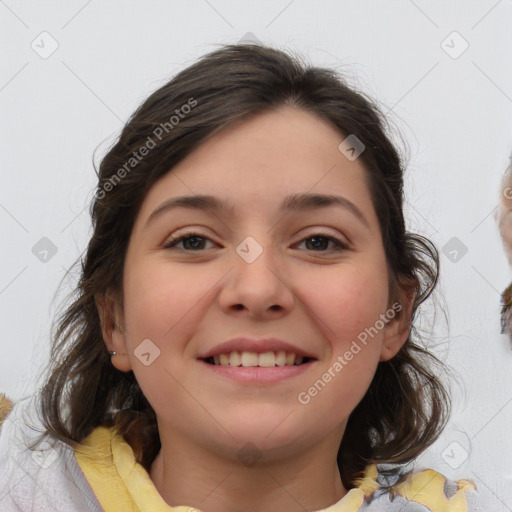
[145,192,370,230]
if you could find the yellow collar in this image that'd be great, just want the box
[74,425,376,512]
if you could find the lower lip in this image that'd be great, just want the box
[198,359,315,383]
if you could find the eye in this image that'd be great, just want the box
[295,232,349,252]
[163,230,350,252]
[163,231,216,251]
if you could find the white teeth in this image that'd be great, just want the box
[209,351,309,367]
[230,351,241,366]
[241,352,258,367]
[275,351,287,366]
[259,351,276,367]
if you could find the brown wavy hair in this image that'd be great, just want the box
[35,42,450,491]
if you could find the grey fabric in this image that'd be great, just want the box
[0,396,103,512]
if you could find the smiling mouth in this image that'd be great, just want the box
[201,351,316,367]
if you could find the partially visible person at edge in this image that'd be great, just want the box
[0,43,483,511]
[497,152,512,339]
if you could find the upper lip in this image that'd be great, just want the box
[198,337,317,360]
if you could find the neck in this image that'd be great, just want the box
[149,428,347,512]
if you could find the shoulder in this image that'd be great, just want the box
[355,463,484,511]
[0,394,103,512]
[0,393,14,427]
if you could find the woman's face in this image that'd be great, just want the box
[105,105,410,462]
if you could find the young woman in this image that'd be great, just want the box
[0,43,482,511]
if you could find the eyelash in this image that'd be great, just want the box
[163,230,350,252]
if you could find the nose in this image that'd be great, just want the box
[217,238,295,320]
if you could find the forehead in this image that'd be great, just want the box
[135,106,377,226]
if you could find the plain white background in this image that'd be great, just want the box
[1,0,511,508]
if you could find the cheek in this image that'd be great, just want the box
[122,260,211,341]
[299,262,389,346]
[295,262,388,403]
[295,275,386,429]
[294,260,389,417]
[120,261,216,418]
[499,210,512,253]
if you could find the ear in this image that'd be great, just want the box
[379,286,416,362]
[95,289,132,372]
